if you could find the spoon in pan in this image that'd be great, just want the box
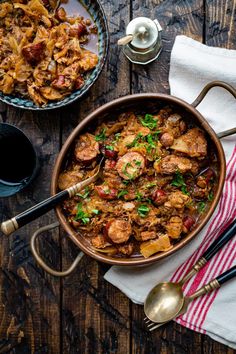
[144,220,236,324]
[1,158,104,236]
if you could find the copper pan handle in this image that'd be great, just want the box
[191,81,236,139]
[191,80,236,107]
[217,127,236,139]
[30,221,84,277]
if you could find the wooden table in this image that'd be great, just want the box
[0,0,235,353]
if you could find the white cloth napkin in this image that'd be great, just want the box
[104,35,236,348]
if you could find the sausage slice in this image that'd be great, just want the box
[116,151,145,180]
[75,133,99,163]
[107,219,132,244]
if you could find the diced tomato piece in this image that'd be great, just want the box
[183,216,195,231]
[100,144,118,159]
[152,189,167,205]
[204,168,215,183]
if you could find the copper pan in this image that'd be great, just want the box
[30,81,236,276]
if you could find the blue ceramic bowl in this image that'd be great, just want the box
[0,0,109,110]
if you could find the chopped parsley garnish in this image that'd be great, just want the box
[126,131,160,156]
[171,171,189,195]
[198,201,206,213]
[145,182,157,188]
[123,180,131,186]
[118,190,128,198]
[92,209,100,215]
[95,128,106,141]
[105,145,114,150]
[122,162,134,179]
[208,190,214,201]
[137,205,150,217]
[77,186,90,199]
[171,171,185,187]
[75,203,90,224]
[135,191,143,201]
[139,114,158,130]
[104,187,111,194]
[126,133,143,148]
[134,159,142,166]
[112,133,121,144]
[181,185,190,196]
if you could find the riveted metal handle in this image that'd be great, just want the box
[191,81,236,139]
[191,80,236,108]
[30,221,84,277]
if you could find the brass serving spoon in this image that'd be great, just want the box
[1,158,104,236]
[146,264,236,331]
[144,220,236,324]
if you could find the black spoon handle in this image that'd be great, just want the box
[216,265,236,285]
[1,189,69,236]
[202,220,236,261]
[0,169,100,236]
[180,220,236,284]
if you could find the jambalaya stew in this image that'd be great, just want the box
[58,108,218,258]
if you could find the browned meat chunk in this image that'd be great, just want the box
[134,208,161,227]
[116,151,145,180]
[22,42,46,65]
[193,186,208,199]
[75,133,99,163]
[58,170,83,190]
[165,191,190,209]
[117,243,134,256]
[91,235,111,249]
[160,132,174,147]
[155,155,196,175]
[107,219,132,244]
[196,175,207,188]
[165,216,183,238]
[55,7,67,21]
[52,75,76,91]
[163,114,186,138]
[171,128,207,158]
[140,231,157,241]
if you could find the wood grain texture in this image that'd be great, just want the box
[205,0,236,48]
[202,1,236,353]
[0,0,235,353]
[0,108,62,353]
[61,0,131,353]
[130,0,236,354]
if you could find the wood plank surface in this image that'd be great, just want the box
[203,1,236,353]
[130,0,206,353]
[0,0,235,353]
[0,107,62,353]
[60,1,132,353]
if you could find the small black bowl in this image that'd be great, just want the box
[0,123,39,197]
[0,0,109,111]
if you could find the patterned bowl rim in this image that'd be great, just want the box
[0,0,109,111]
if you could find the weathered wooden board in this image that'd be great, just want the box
[0,107,62,352]
[60,0,132,353]
[0,0,235,353]
[203,1,236,353]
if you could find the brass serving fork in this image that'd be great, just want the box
[144,265,236,331]
[143,220,236,330]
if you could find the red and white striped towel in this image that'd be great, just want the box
[105,36,236,348]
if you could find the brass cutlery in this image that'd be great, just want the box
[144,220,236,330]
